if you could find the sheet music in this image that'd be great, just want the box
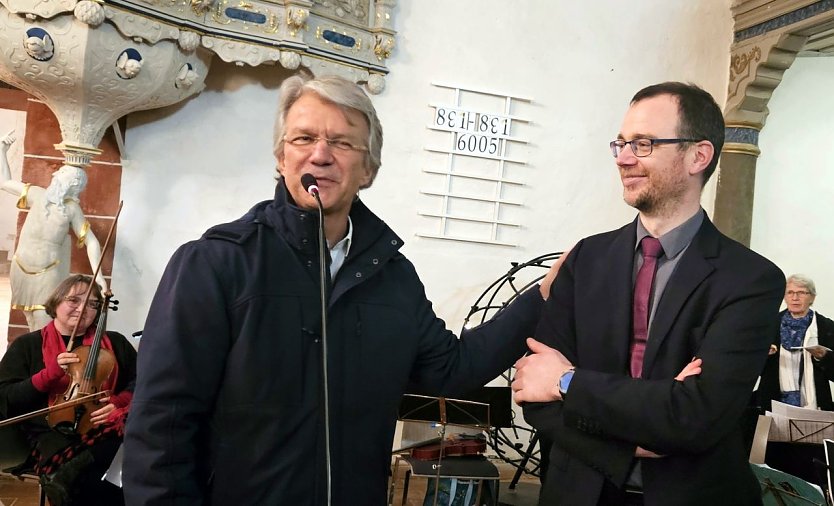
[767,401,834,443]
[771,400,834,422]
[790,345,833,353]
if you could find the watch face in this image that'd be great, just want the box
[560,371,574,393]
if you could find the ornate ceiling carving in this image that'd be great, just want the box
[0,0,397,166]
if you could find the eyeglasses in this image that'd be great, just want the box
[283,135,368,153]
[609,138,702,158]
[62,296,101,310]
[786,290,811,297]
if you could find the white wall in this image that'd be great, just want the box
[112,64,290,335]
[113,1,734,340]
[751,56,834,317]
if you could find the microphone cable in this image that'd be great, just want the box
[302,173,332,506]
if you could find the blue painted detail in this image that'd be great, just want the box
[23,27,54,62]
[322,30,356,47]
[25,27,49,40]
[225,7,267,24]
[123,47,142,61]
[725,127,759,146]
[736,0,834,41]
[115,48,143,80]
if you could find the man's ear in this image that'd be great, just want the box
[689,140,714,177]
[359,165,373,187]
[276,152,285,177]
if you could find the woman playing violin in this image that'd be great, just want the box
[0,274,136,506]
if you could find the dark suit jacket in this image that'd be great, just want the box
[524,216,785,506]
[758,310,834,412]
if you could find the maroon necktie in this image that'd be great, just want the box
[630,236,664,378]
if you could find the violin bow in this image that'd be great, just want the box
[0,391,108,428]
[66,201,123,351]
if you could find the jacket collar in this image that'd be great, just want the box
[254,178,403,268]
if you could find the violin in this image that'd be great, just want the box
[410,434,487,461]
[47,292,119,435]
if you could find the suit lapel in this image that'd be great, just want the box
[641,219,720,377]
[598,219,638,372]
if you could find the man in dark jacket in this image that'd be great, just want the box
[122,75,552,505]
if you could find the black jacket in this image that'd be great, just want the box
[524,217,784,506]
[758,310,834,411]
[123,182,543,505]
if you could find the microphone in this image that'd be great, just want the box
[301,172,332,505]
[301,173,319,197]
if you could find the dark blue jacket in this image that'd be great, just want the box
[123,182,542,505]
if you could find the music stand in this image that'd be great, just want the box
[398,394,491,430]
[824,439,834,505]
[392,395,498,506]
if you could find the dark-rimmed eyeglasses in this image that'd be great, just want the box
[62,296,101,310]
[609,138,702,158]
[786,290,811,297]
[283,135,368,153]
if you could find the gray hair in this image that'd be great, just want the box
[273,75,383,189]
[787,273,817,296]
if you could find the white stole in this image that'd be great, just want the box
[779,312,819,409]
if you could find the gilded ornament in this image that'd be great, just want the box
[191,0,215,15]
[76,221,89,248]
[17,184,30,210]
[212,0,232,24]
[73,1,105,26]
[286,7,308,34]
[13,255,60,276]
[373,34,393,60]
[264,11,279,34]
[313,0,367,20]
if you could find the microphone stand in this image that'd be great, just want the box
[309,185,333,506]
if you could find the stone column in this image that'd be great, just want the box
[713,125,761,247]
[714,32,805,246]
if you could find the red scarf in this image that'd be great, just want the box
[40,320,120,407]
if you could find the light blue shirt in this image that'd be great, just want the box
[328,217,353,279]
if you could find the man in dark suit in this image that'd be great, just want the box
[512,82,785,506]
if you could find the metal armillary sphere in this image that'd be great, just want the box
[461,251,563,486]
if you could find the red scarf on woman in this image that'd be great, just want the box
[40,320,120,407]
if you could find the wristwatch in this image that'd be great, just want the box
[558,367,576,398]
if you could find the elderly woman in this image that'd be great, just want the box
[0,274,136,506]
[759,274,834,411]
